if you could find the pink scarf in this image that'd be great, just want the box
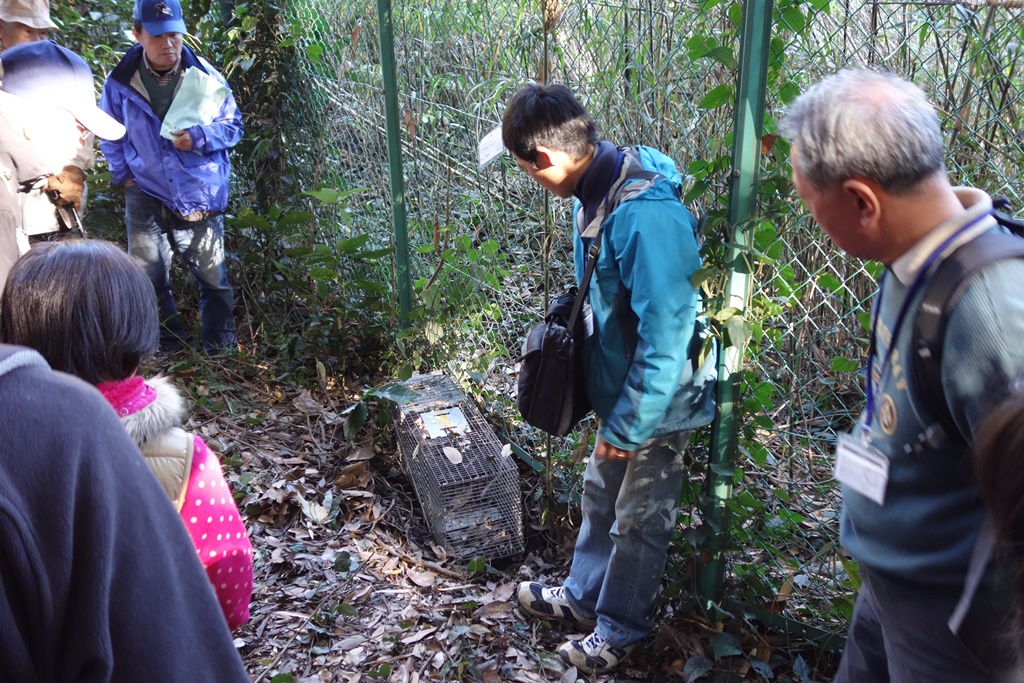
[96,376,157,418]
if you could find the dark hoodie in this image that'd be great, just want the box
[0,346,250,682]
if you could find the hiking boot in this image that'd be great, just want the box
[516,582,596,629]
[557,631,635,673]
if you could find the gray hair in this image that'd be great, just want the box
[779,68,946,194]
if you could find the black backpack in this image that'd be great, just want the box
[911,198,1024,440]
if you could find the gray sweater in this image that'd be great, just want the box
[843,189,1024,585]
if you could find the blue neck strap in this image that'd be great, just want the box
[864,212,991,428]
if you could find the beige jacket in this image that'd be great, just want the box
[120,376,194,511]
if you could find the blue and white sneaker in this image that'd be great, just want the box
[557,631,634,673]
[516,582,597,629]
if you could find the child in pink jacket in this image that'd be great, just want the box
[0,239,253,630]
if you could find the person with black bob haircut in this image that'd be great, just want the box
[0,238,254,630]
[0,238,157,384]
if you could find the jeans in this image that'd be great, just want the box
[125,185,237,351]
[563,430,690,647]
[836,565,1024,683]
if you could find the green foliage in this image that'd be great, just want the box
[367,664,391,679]
[389,223,513,382]
[229,183,396,380]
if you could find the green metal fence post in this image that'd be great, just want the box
[698,0,774,606]
[377,0,413,324]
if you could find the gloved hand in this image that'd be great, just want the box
[46,165,87,211]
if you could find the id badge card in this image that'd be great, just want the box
[582,303,595,339]
[835,432,890,506]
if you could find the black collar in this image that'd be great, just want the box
[574,141,619,229]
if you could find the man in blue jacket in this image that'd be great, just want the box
[503,83,716,674]
[100,0,243,353]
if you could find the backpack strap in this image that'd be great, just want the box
[610,145,663,211]
[993,196,1024,237]
[912,230,1024,440]
[911,229,1024,635]
[577,146,663,240]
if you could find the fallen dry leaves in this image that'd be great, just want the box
[173,366,588,682]
[170,358,835,682]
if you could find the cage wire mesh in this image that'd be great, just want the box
[265,0,1024,643]
[393,373,525,560]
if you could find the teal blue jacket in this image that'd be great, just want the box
[574,144,716,451]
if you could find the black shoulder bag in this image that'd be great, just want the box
[516,236,601,437]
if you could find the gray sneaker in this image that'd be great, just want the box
[557,631,635,673]
[516,582,597,629]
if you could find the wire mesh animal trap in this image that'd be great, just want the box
[394,373,524,560]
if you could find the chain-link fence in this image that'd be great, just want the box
[266,0,1024,644]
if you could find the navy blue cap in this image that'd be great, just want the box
[0,41,125,140]
[133,0,186,36]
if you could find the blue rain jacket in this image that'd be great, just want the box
[575,145,717,450]
[99,44,243,216]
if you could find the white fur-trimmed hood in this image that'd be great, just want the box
[120,375,187,449]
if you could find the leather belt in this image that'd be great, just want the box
[174,209,219,222]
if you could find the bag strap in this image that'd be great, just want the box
[912,230,1024,440]
[568,233,601,331]
[569,147,663,330]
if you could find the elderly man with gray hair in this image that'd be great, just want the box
[781,68,1024,682]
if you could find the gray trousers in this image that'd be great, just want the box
[836,566,1024,683]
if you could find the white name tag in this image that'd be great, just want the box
[582,305,594,339]
[477,126,505,169]
[835,432,890,506]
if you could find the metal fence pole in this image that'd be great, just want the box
[698,0,774,605]
[377,0,413,324]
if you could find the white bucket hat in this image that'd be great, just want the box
[0,0,57,31]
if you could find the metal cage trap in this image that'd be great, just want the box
[393,373,524,560]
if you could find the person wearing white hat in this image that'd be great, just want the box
[0,40,114,250]
[0,0,55,51]
[0,0,93,251]
[0,102,47,294]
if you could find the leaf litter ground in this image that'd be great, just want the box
[166,358,837,683]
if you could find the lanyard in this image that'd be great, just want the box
[863,212,992,428]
